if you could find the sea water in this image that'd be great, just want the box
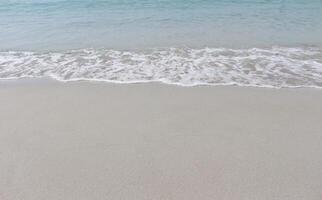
[1,0,322,88]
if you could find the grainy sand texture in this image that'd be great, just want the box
[1,81,322,200]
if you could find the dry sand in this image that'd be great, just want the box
[1,80,322,200]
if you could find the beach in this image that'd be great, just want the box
[1,80,322,200]
[1,0,322,199]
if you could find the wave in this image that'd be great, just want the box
[1,47,322,88]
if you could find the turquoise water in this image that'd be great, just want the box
[1,0,322,50]
[1,0,322,87]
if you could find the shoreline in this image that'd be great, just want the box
[1,77,322,90]
[1,80,322,200]
[1,46,322,89]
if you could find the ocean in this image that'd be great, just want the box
[1,0,322,88]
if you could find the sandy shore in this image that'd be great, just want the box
[1,80,322,200]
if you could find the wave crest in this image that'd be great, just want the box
[1,47,322,88]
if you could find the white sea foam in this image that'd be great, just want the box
[1,47,322,88]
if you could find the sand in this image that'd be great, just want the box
[1,80,322,200]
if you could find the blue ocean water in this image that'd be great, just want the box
[1,0,322,50]
[1,0,322,87]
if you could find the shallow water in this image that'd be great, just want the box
[1,0,322,50]
[1,0,322,88]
